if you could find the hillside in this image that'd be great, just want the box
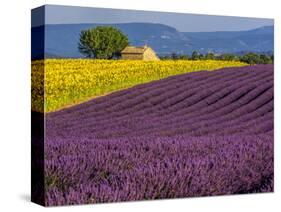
[31,23,273,59]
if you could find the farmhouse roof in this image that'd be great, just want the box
[121,45,149,54]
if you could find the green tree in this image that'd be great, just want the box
[171,53,178,60]
[219,54,237,61]
[78,26,129,59]
[259,54,272,64]
[191,51,200,60]
[271,55,274,63]
[199,53,205,60]
[240,53,261,65]
[205,52,215,60]
[178,54,190,60]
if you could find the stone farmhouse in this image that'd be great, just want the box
[121,45,160,61]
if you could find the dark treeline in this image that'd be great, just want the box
[160,51,274,65]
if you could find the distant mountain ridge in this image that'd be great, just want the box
[31,23,273,59]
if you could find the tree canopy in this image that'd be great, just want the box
[160,51,273,65]
[78,26,129,59]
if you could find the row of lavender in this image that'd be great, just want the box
[45,65,273,206]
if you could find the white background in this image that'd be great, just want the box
[0,0,280,210]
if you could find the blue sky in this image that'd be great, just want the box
[32,5,274,32]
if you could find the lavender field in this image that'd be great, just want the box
[44,64,273,206]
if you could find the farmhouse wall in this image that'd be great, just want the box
[121,53,143,60]
[143,48,160,61]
